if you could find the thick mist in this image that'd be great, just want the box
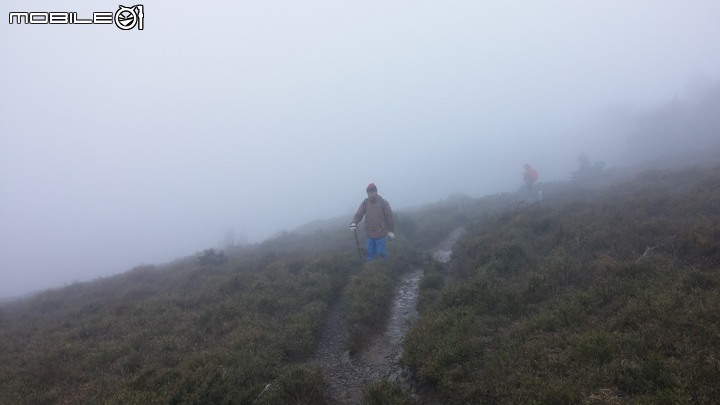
[2,1,720,298]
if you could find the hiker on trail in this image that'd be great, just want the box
[351,183,395,262]
[522,163,539,201]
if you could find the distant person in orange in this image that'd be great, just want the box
[522,164,539,201]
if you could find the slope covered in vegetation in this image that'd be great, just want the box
[0,192,475,403]
[403,163,720,403]
[1,159,719,404]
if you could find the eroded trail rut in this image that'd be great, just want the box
[309,228,465,404]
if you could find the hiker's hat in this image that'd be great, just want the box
[366,183,377,192]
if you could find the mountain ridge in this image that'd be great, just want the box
[1,152,719,403]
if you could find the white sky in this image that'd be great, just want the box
[2,0,720,297]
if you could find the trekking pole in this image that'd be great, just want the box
[353,228,363,260]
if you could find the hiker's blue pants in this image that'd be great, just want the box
[366,237,387,262]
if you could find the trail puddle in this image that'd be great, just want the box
[310,228,464,404]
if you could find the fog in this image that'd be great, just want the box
[2,1,719,298]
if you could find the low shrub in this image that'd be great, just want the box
[402,164,720,403]
[364,380,414,405]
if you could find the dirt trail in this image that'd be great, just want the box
[308,228,465,404]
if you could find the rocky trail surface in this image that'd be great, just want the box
[308,228,465,404]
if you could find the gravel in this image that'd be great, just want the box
[307,228,465,404]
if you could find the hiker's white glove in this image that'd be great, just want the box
[350,223,357,230]
[387,232,395,241]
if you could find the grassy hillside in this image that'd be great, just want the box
[2,160,719,404]
[403,163,720,403]
[0,253,351,403]
[0,195,476,404]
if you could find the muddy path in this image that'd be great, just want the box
[308,228,465,404]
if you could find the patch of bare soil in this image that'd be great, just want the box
[308,228,464,404]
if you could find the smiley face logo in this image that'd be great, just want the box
[114,5,144,30]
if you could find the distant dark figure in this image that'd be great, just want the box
[522,164,539,201]
[350,183,395,262]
